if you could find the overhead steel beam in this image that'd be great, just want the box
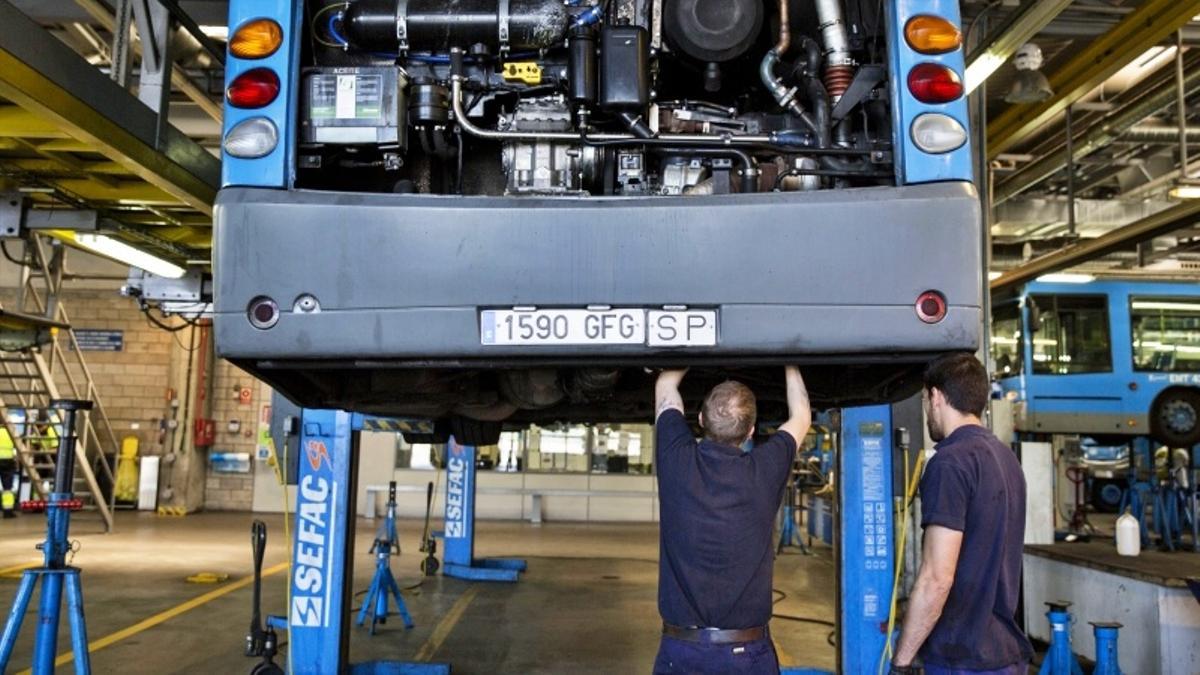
[990,199,1200,291]
[966,0,1074,91]
[992,197,1175,230]
[73,0,222,123]
[993,52,1200,204]
[986,0,1200,159]
[0,0,219,215]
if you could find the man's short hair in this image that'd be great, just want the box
[701,381,757,447]
[923,353,989,416]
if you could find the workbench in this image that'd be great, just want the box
[1023,542,1199,674]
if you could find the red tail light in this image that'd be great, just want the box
[916,291,947,324]
[227,68,281,108]
[907,63,963,104]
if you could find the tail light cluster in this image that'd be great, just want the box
[223,19,284,160]
[902,15,967,155]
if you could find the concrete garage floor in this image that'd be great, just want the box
[0,512,836,674]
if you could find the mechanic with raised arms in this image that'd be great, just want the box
[652,366,811,674]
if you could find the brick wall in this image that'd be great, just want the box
[1,245,275,512]
[202,361,268,510]
[57,289,178,452]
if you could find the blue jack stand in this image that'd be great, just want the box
[357,482,414,634]
[0,399,93,675]
[441,439,526,582]
[777,481,808,554]
[1117,438,1156,548]
[1090,622,1122,675]
[1038,601,1083,675]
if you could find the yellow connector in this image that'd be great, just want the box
[502,62,543,85]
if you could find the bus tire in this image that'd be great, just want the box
[1150,388,1200,447]
[447,417,503,446]
[401,430,450,445]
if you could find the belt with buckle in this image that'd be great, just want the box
[662,623,767,645]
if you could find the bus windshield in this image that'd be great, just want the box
[1029,294,1112,375]
[991,301,1023,377]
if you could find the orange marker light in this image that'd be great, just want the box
[905,16,962,55]
[230,19,283,59]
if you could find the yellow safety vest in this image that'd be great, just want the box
[36,425,58,452]
[0,427,13,460]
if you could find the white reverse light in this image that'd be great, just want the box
[73,234,186,279]
[223,117,278,159]
[1036,273,1095,284]
[911,113,968,154]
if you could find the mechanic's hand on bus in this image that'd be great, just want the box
[657,368,689,386]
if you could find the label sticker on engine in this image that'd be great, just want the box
[335,75,357,118]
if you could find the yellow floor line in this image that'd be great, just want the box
[0,562,38,579]
[413,586,480,662]
[773,637,796,667]
[16,561,289,674]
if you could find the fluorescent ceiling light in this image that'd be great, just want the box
[988,271,1003,281]
[1131,302,1200,312]
[1036,273,1095,284]
[965,52,1006,95]
[198,25,228,40]
[1168,185,1200,199]
[72,234,186,279]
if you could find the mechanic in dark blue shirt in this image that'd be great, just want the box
[892,353,1034,675]
[652,366,811,674]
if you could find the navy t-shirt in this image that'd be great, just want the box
[919,424,1034,669]
[655,409,796,629]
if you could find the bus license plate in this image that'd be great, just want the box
[481,309,717,347]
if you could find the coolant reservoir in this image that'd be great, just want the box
[1115,509,1141,557]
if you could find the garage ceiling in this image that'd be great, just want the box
[5,0,1200,277]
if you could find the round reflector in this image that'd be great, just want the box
[905,16,962,55]
[230,19,283,59]
[916,291,947,324]
[223,117,278,158]
[248,296,280,330]
[227,68,281,108]
[907,63,964,104]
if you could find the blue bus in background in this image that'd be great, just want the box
[993,278,1200,447]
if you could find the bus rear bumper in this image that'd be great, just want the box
[214,181,982,364]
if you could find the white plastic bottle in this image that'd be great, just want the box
[1115,509,1141,557]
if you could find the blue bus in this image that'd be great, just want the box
[993,278,1200,447]
[214,0,979,441]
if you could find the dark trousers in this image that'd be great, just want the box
[652,634,779,674]
[0,458,17,513]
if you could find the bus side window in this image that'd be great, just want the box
[1130,297,1200,373]
[1029,294,1112,375]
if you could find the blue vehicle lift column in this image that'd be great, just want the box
[287,409,448,675]
[441,439,527,582]
[838,405,896,671]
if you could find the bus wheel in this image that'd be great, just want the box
[1151,389,1200,446]
[1090,480,1123,513]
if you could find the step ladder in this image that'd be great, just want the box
[0,234,118,531]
